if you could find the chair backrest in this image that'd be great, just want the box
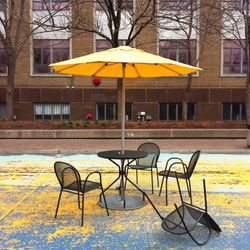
[187,150,200,178]
[137,142,160,167]
[54,161,81,190]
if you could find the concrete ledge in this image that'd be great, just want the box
[0,129,246,139]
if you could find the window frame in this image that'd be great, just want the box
[222,39,247,76]
[159,39,197,67]
[159,103,182,121]
[95,0,133,11]
[159,0,197,11]
[223,102,246,120]
[95,39,127,52]
[33,0,69,11]
[32,39,70,75]
[33,103,70,120]
[96,102,132,120]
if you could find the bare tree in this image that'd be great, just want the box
[0,0,55,120]
[156,0,218,120]
[212,0,250,146]
[34,0,157,122]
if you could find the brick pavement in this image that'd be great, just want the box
[0,138,249,154]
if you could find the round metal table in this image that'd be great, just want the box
[98,150,147,210]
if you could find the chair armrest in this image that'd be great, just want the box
[82,171,103,192]
[167,162,188,174]
[166,157,184,168]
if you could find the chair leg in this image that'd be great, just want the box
[81,194,84,227]
[101,185,109,216]
[77,191,81,209]
[55,189,62,218]
[156,167,159,187]
[165,177,168,206]
[188,179,192,204]
[151,169,154,194]
[159,176,165,196]
[124,167,129,189]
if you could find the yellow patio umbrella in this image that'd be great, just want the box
[50,46,202,152]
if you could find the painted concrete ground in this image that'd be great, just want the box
[0,153,250,249]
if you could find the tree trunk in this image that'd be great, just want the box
[117,78,122,126]
[5,62,15,120]
[246,86,250,147]
[246,14,250,147]
[182,74,192,120]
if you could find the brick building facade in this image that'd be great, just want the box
[0,0,247,121]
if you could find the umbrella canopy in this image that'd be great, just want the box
[50,46,202,152]
[50,46,201,78]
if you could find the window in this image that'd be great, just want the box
[223,103,245,120]
[96,0,133,11]
[187,103,196,120]
[223,0,246,11]
[34,103,70,120]
[95,39,126,52]
[159,103,182,120]
[33,39,69,74]
[223,40,246,74]
[96,103,132,120]
[0,47,7,74]
[33,0,69,10]
[159,0,195,11]
[0,0,6,11]
[0,103,5,119]
[159,40,196,66]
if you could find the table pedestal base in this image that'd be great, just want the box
[99,195,147,211]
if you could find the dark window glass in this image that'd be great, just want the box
[96,0,133,11]
[97,103,105,120]
[0,103,6,119]
[159,40,196,66]
[159,103,167,120]
[160,0,196,11]
[0,48,7,74]
[223,40,246,74]
[96,103,131,120]
[159,103,182,120]
[223,0,246,10]
[95,39,126,52]
[187,103,196,120]
[0,0,6,11]
[33,0,69,10]
[106,103,116,120]
[223,103,245,120]
[125,103,132,120]
[33,39,69,74]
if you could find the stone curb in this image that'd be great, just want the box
[0,129,246,139]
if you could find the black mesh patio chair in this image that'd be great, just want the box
[159,150,200,205]
[136,172,221,246]
[160,174,221,246]
[126,142,160,194]
[54,161,109,226]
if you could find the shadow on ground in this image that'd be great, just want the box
[1,153,250,249]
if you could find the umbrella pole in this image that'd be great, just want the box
[121,63,126,154]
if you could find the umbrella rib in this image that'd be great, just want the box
[91,62,118,76]
[158,64,183,76]
[131,64,141,78]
